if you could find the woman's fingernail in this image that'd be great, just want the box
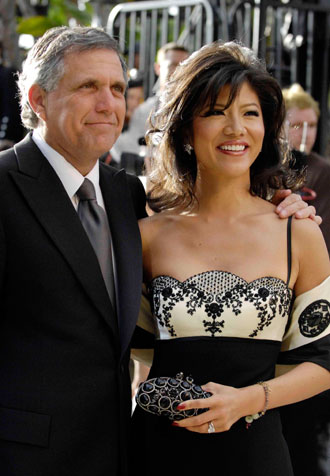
[172,422,179,426]
[177,404,185,410]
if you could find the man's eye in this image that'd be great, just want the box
[81,82,94,89]
[113,85,125,94]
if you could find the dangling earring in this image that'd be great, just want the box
[184,143,193,155]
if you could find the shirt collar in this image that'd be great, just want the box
[32,130,101,203]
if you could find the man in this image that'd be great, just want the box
[0,26,319,476]
[110,43,190,162]
[0,27,146,476]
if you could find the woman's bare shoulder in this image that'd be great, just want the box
[292,216,325,245]
[138,211,181,238]
[292,218,330,295]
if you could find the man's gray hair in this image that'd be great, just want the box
[18,26,127,129]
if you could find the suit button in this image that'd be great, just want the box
[120,363,125,374]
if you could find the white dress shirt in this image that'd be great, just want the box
[32,130,105,210]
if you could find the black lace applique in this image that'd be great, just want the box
[150,271,292,338]
[152,284,185,336]
[299,300,330,337]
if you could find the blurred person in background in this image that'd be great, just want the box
[123,76,144,132]
[110,42,189,163]
[0,42,25,150]
[283,83,330,252]
[280,83,330,476]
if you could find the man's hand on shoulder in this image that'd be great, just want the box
[273,189,322,225]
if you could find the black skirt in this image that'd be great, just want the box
[130,337,294,476]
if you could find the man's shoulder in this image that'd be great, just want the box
[126,174,147,219]
[306,151,330,185]
[0,134,39,175]
[308,151,330,171]
[100,163,146,210]
[125,173,146,198]
[99,161,141,187]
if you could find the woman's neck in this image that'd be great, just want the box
[193,171,255,220]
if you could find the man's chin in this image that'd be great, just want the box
[94,135,118,155]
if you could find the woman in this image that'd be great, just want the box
[131,42,330,476]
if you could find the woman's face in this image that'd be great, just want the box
[192,82,265,180]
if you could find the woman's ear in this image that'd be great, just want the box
[183,130,194,153]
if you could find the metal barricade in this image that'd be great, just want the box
[106,0,214,97]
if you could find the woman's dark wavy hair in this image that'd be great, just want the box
[146,41,303,212]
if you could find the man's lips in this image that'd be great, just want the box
[86,122,117,126]
[86,122,116,126]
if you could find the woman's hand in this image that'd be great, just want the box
[273,190,321,225]
[172,382,258,434]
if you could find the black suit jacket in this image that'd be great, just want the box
[0,134,146,476]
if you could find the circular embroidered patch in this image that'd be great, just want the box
[299,300,330,337]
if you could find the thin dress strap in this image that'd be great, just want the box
[286,216,293,286]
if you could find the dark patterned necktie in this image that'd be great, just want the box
[76,178,116,309]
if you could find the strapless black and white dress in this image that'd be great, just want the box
[131,221,330,476]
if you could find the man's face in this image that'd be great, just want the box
[35,48,126,171]
[286,107,318,155]
[157,49,189,90]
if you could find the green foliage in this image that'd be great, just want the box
[17,0,93,37]
[17,16,56,37]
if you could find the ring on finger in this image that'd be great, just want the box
[208,421,215,434]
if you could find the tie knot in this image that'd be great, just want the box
[76,178,97,201]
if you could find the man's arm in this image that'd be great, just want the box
[273,189,321,224]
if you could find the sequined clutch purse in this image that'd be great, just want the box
[135,372,212,421]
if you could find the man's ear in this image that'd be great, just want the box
[154,62,160,77]
[28,84,47,121]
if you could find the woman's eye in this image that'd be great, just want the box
[202,109,225,117]
[245,110,260,117]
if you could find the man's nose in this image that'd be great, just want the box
[95,88,116,112]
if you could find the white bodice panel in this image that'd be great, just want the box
[150,271,292,341]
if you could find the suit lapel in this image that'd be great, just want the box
[11,136,119,340]
[100,164,143,359]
